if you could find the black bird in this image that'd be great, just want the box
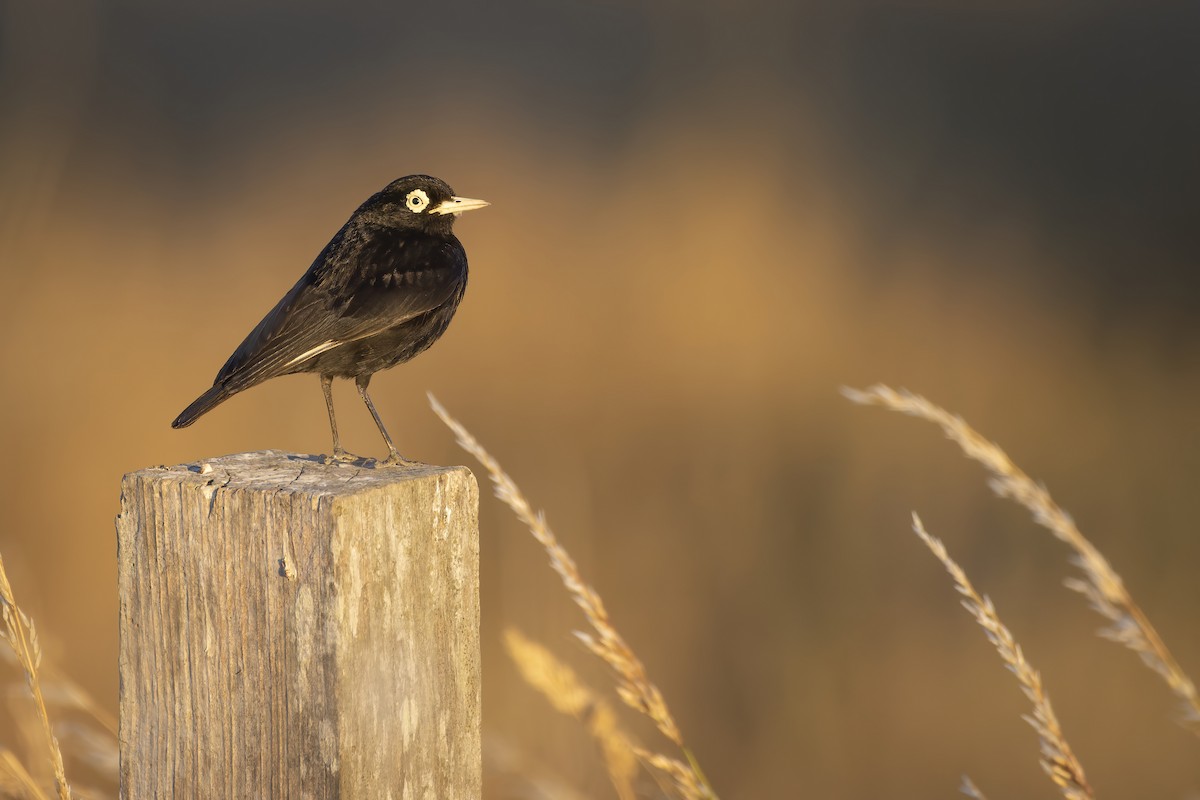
[172,175,488,464]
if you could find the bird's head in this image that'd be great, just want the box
[359,174,489,234]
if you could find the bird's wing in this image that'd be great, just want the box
[214,230,466,389]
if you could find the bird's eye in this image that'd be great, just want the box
[405,189,430,213]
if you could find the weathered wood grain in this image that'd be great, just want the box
[116,451,480,799]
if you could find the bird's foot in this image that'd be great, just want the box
[324,448,364,465]
[378,450,418,467]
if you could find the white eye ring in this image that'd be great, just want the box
[405,189,431,213]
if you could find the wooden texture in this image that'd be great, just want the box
[116,451,480,799]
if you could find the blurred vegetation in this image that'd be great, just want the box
[0,2,1197,797]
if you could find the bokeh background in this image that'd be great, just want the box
[2,1,1198,797]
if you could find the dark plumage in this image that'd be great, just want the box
[172,175,488,464]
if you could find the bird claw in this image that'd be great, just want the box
[324,448,364,466]
[378,451,416,467]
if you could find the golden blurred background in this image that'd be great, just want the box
[2,1,1198,796]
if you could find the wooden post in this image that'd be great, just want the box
[116,451,480,799]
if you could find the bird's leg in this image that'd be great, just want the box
[355,375,411,466]
[321,374,359,464]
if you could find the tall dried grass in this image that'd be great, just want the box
[912,513,1093,800]
[845,384,1199,730]
[503,628,639,800]
[431,393,717,800]
[847,383,1198,797]
[0,553,71,800]
[1,382,1188,798]
[0,555,116,800]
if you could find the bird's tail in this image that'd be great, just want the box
[171,384,235,429]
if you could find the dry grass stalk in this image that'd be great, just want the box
[845,384,1200,730]
[6,691,53,792]
[504,628,638,800]
[959,775,988,799]
[430,393,716,800]
[0,554,70,800]
[54,720,119,779]
[39,665,118,739]
[1,657,118,795]
[483,738,593,800]
[635,749,713,800]
[0,748,50,800]
[912,513,1093,800]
